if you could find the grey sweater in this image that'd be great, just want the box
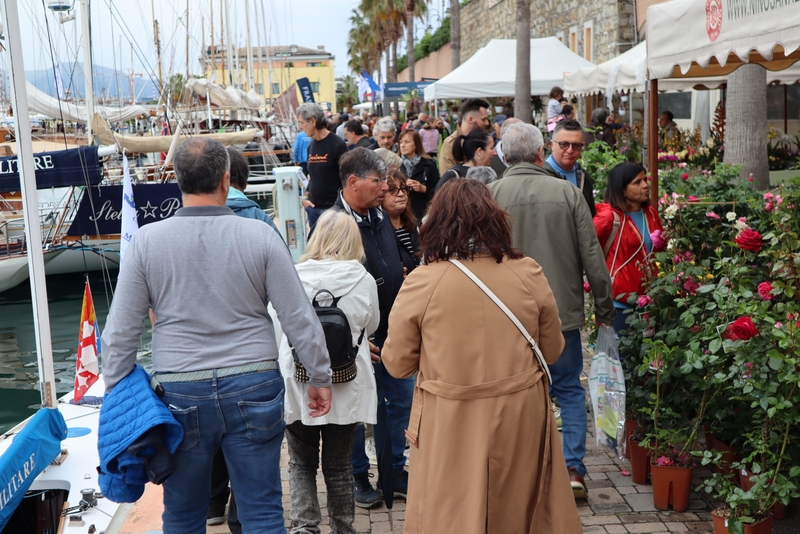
[102,206,331,390]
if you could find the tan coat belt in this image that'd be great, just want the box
[405,365,545,447]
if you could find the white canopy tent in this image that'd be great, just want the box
[423,37,595,101]
[647,0,800,79]
[565,40,800,103]
[644,0,800,201]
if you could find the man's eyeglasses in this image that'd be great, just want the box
[554,141,585,151]
[355,175,389,184]
[387,185,411,195]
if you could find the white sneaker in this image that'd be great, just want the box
[366,436,378,466]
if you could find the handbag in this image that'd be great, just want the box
[448,259,552,386]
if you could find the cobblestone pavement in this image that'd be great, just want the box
[203,340,798,534]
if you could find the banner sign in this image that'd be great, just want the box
[296,77,316,103]
[0,409,67,529]
[0,146,103,193]
[66,183,182,237]
[384,81,433,97]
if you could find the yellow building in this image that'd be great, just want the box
[204,45,337,113]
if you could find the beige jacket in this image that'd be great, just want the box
[383,255,582,534]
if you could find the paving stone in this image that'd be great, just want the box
[582,515,622,525]
[605,525,628,534]
[586,479,615,489]
[588,464,627,473]
[587,471,609,481]
[591,503,633,514]
[618,512,662,523]
[663,521,689,531]
[583,526,607,533]
[659,512,700,521]
[588,487,627,506]
[625,521,666,532]
[624,493,658,512]
[586,454,616,465]
[635,484,654,493]
[606,470,638,486]
[618,486,638,494]
[685,521,714,531]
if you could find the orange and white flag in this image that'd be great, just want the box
[75,279,100,402]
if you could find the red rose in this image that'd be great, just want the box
[723,316,759,341]
[757,281,773,301]
[735,229,763,252]
[681,173,689,180]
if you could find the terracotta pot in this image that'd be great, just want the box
[651,464,693,512]
[624,420,641,460]
[629,438,651,485]
[712,512,774,534]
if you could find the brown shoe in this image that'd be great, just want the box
[569,467,588,499]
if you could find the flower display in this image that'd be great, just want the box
[650,229,667,250]
[735,229,763,252]
[637,295,652,307]
[705,212,720,220]
[723,316,759,341]
[757,281,773,300]
[726,212,737,221]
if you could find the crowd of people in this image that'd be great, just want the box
[101,90,667,533]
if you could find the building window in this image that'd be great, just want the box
[271,82,280,94]
[306,62,321,67]
[658,92,692,120]
[555,31,564,43]
[569,27,578,53]
[310,82,320,93]
[583,22,593,62]
[254,83,263,94]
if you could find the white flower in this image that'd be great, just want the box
[667,238,677,250]
[734,219,748,231]
[664,204,679,219]
[726,211,737,221]
[707,137,715,148]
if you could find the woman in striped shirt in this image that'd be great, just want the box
[382,170,420,275]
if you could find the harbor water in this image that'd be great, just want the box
[0,270,151,433]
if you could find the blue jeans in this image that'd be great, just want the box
[159,369,286,534]
[548,330,587,477]
[305,206,325,236]
[351,362,414,477]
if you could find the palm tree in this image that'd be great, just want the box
[514,0,531,123]
[723,64,768,188]
[450,0,460,70]
[337,75,359,112]
[395,0,428,82]
[347,7,380,75]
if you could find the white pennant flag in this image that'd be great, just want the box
[119,154,138,266]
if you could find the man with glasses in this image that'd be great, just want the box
[545,120,597,217]
[488,124,615,501]
[333,148,409,510]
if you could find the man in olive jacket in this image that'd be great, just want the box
[488,123,615,500]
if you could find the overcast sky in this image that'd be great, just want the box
[6,0,359,83]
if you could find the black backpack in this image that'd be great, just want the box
[292,289,364,384]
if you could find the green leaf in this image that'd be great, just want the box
[709,339,722,354]
[769,357,784,371]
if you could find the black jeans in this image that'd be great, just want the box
[286,422,357,534]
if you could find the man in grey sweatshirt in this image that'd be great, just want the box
[101,138,331,533]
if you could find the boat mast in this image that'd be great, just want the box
[224,0,234,86]
[245,0,254,92]
[152,0,164,105]
[79,0,94,145]
[1,0,59,408]
[259,0,273,112]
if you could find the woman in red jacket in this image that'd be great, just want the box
[594,162,664,334]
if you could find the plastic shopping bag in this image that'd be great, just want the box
[588,326,626,459]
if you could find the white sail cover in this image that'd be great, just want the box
[423,38,596,100]
[186,78,262,109]
[25,81,149,122]
[565,39,800,98]
[647,0,800,79]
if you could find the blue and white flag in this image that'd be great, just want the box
[119,154,138,266]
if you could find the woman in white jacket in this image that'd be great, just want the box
[278,209,379,534]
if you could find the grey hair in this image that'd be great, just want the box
[373,118,396,136]
[374,147,402,170]
[296,103,326,129]
[174,138,230,194]
[465,165,498,185]
[591,107,609,125]
[499,117,522,139]
[502,123,544,165]
[339,147,388,186]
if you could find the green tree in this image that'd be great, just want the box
[337,75,359,112]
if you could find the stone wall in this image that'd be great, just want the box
[398,44,453,82]
[461,0,637,66]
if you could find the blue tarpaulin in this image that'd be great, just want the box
[0,409,67,529]
[0,146,103,193]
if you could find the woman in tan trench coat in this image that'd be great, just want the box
[382,178,583,533]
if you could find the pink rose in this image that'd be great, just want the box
[681,173,689,181]
[687,195,699,202]
[683,279,700,294]
[656,456,673,467]
[764,192,775,201]
[766,201,774,211]
[758,281,773,300]
[650,229,666,250]
[748,174,754,182]
[637,295,652,307]
[775,322,783,329]
[706,212,721,220]
[583,282,591,293]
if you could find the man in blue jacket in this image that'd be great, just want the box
[224,148,282,239]
[334,147,409,509]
